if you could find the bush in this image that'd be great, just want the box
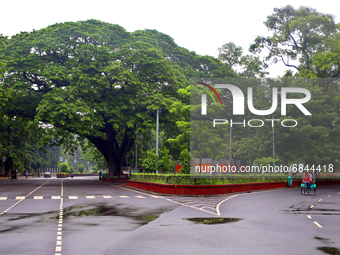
[142,148,175,173]
[78,164,85,173]
[130,173,290,185]
[59,162,70,173]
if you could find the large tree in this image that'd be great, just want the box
[1,20,235,176]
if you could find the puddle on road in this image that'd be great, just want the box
[317,246,340,255]
[0,226,20,233]
[61,204,162,225]
[8,210,56,221]
[186,217,242,225]
[315,236,334,245]
[288,204,340,215]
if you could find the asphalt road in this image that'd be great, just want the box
[0,177,339,255]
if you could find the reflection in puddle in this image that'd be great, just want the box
[62,205,160,225]
[186,217,242,225]
[314,236,334,245]
[317,246,340,255]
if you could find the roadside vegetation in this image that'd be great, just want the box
[1,6,340,177]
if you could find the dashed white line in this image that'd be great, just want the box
[0,197,7,200]
[86,196,96,199]
[307,215,312,219]
[52,196,61,199]
[34,196,43,200]
[102,195,112,199]
[1,180,50,217]
[55,179,63,255]
[310,205,314,208]
[318,199,322,202]
[119,196,129,198]
[135,196,146,198]
[313,221,323,228]
[69,196,78,199]
[327,195,331,197]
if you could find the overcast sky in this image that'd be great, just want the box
[1,0,339,77]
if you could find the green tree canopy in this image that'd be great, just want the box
[250,5,339,83]
[1,20,236,176]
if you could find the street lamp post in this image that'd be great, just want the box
[74,159,77,172]
[272,113,275,170]
[134,141,137,173]
[59,156,63,173]
[156,108,162,174]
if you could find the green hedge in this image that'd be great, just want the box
[130,173,294,185]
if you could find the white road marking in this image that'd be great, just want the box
[337,192,340,194]
[119,196,129,198]
[102,195,112,199]
[52,196,60,199]
[34,196,43,200]
[161,196,219,216]
[307,215,312,219]
[0,197,7,200]
[216,195,242,216]
[135,196,146,198]
[318,199,322,202]
[26,179,51,197]
[313,221,323,228]
[69,196,78,199]
[310,205,314,208]
[1,179,51,217]
[55,179,63,255]
[86,196,95,199]
[327,195,331,197]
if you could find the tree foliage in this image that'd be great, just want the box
[218,42,268,77]
[250,5,340,82]
[1,20,236,176]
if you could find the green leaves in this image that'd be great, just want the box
[250,5,339,80]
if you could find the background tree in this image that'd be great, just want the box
[218,42,268,77]
[250,5,339,82]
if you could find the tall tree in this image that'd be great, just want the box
[1,20,236,176]
[218,42,267,77]
[250,5,339,82]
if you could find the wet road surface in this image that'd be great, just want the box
[0,177,339,254]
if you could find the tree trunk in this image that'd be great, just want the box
[5,162,9,177]
[89,124,135,177]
